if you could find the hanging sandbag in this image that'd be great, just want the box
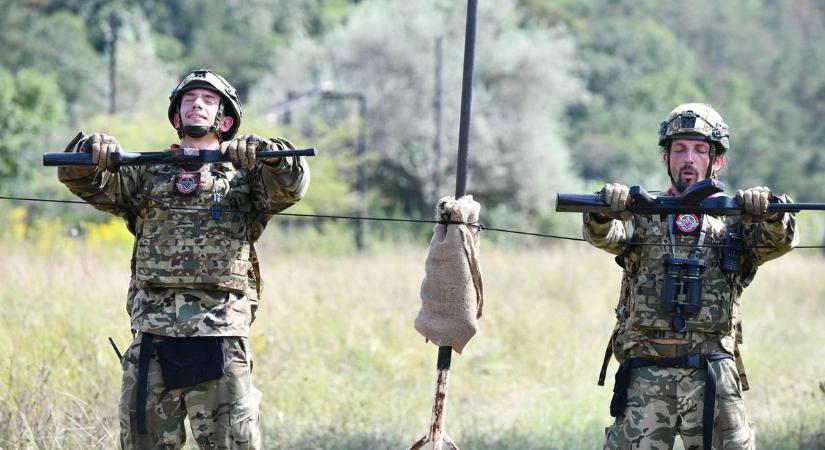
[414,195,483,354]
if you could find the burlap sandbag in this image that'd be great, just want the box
[414,195,483,354]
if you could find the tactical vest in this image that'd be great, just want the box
[624,214,740,335]
[133,164,253,294]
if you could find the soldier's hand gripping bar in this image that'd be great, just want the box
[43,147,317,166]
[556,179,825,216]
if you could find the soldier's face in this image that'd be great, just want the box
[178,88,221,127]
[665,139,726,192]
[172,88,234,135]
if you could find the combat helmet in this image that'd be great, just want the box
[658,103,729,154]
[168,69,242,141]
[659,103,729,182]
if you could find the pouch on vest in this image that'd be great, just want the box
[156,337,225,390]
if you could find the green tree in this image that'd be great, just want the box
[0,68,65,191]
[0,7,105,124]
[252,0,585,224]
[139,0,358,98]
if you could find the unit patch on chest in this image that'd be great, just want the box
[174,173,201,196]
[674,213,701,235]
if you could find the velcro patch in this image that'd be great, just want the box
[174,172,200,196]
[675,213,701,235]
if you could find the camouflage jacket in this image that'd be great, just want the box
[583,192,798,359]
[58,133,310,337]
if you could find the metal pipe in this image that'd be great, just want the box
[454,0,477,199]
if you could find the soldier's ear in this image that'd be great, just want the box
[713,154,727,172]
[172,112,181,128]
[219,116,234,133]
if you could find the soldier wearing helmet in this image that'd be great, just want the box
[583,103,797,449]
[57,69,310,449]
[168,69,242,141]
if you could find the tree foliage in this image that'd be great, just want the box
[4,0,825,230]
[0,68,64,190]
[252,0,584,223]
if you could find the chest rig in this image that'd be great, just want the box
[133,164,253,293]
[625,214,742,335]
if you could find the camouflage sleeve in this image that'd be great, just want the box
[56,132,143,222]
[742,194,799,266]
[245,136,310,241]
[582,213,633,255]
[252,137,310,213]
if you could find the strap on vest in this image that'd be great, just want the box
[734,345,749,391]
[598,339,613,386]
[136,332,155,434]
[250,244,263,297]
[609,352,733,450]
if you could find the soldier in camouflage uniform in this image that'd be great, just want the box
[57,69,310,449]
[585,103,798,450]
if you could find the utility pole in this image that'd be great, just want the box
[283,92,297,125]
[107,11,121,114]
[432,36,444,204]
[355,94,367,251]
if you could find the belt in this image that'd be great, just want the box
[610,352,733,450]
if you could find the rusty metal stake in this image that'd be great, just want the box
[408,348,460,450]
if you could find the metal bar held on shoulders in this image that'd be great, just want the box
[556,178,825,216]
[43,147,317,167]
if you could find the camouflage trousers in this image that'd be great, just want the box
[603,358,754,450]
[119,333,262,450]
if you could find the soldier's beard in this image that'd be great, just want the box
[673,166,702,193]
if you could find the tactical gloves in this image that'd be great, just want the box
[736,186,780,222]
[599,183,632,221]
[81,133,121,173]
[220,134,280,169]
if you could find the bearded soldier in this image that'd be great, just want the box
[57,69,310,449]
[584,103,797,450]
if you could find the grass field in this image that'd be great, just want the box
[1,235,823,449]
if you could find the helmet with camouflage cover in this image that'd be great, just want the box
[658,103,729,154]
[168,69,242,141]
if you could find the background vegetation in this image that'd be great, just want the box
[1,235,823,449]
[7,0,825,233]
[1,0,825,448]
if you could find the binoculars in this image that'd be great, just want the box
[662,256,706,331]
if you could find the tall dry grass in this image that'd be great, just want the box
[0,237,823,449]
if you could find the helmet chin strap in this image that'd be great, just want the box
[176,102,226,140]
[705,146,717,180]
[180,125,210,138]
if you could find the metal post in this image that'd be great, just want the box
[413,2,477,450]
[454,0,476,199]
